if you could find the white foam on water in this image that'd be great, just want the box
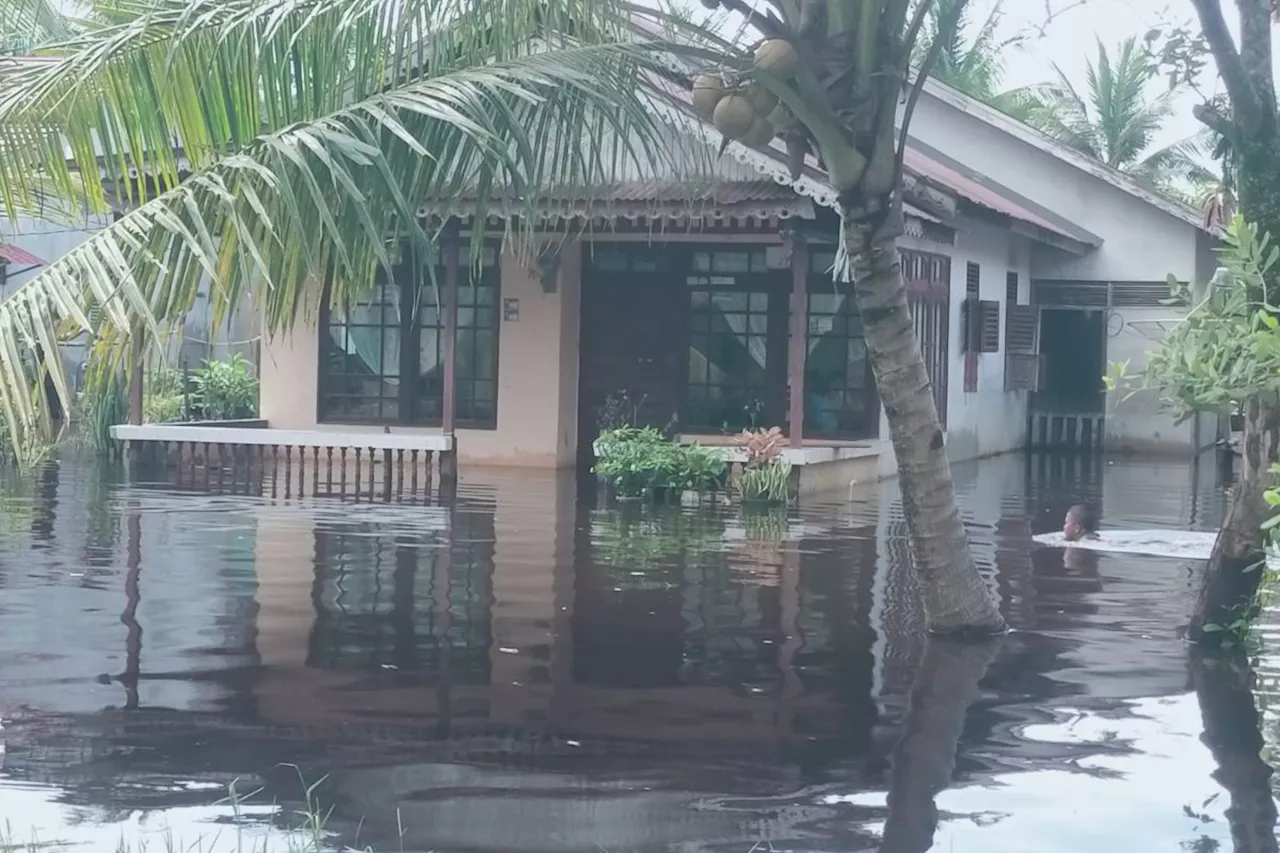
[1032,529,1220,561]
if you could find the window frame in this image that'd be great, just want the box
[683,247,788,434]
[316,243,502,430]
[803,249,879,441]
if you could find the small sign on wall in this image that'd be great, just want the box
[503,298,520,322]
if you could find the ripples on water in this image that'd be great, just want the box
[0,451,1275,852]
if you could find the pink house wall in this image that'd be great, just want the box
[259,240,583,468]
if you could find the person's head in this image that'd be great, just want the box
[1063,504,1097,541]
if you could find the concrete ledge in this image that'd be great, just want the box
[110,423,454,452]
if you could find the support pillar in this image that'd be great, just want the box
[440,241,459,483]
[788,237,809,447]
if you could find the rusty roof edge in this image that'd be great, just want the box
[906,136,1104,248]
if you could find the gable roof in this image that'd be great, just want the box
[921,77,1211,233]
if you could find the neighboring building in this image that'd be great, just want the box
[113,76,1219,488]
[1,212,258,385]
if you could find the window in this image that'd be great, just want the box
[1006,271,1019,305]
[803,250,874,438]
[319,246,499,427]
[686,250,778,431]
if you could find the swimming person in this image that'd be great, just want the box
[1063,504,1099,542]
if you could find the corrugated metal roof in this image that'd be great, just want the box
[418,181,815,222]
[0,242,44,266]
[903,146,1098,246]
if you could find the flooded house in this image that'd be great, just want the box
[102,80,1220,490]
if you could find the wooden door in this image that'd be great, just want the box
[579,249,685,459]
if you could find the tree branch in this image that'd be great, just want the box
[897,0,967,169]
[1189,0,1265,131]
[1193,101,1233,137]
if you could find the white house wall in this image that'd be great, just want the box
[908,89,1202,283]
[879,220,1030,476]
[908,89,1217,455]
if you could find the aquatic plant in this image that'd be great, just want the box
[731,426,791,505]
[78,369,127,455]
[593,428,726,497]
[734,459,793,504]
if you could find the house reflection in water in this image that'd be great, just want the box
[243,471,882,850]
[0,453,1239,853]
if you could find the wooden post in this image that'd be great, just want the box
[440,241,460,482]
[788,237,809,448]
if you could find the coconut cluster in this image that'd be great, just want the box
[692,38,800,150]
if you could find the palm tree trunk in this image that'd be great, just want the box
[1190,651,1278,853]
[1190,395,1279,643]
[880,637,1003,853]
[843,209,1006,635]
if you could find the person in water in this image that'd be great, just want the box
[1062,504,1099,542]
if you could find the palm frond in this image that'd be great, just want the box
[0,0,75,48]
[0,0,700,453]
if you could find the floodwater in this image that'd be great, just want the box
[0,452,1276,852]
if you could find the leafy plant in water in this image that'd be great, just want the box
[192,354,259,421]
[735,459,793,504]
[731,426,791,504]
[593,427,727,497]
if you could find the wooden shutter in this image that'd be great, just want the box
[978,300,1000,353]
[1004,304,1041,391]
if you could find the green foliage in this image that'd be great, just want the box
[593,427,727,498]
[0,0,681,463]
[0,410,53,468]
[143,365,187,423]
[1108,216,1280,417]
[1023,37,1212,192]
[80,369,127,454]
[191,354,259,421]
[734,459,792,504]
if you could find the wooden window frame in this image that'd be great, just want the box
[317,243,501,430]
[683,247,789,433]
[804,249,879,441]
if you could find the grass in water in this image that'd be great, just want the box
[0,768,407,853]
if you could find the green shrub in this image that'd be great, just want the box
[593,428,727,498]
[192,353,259,420]
[143,392,185,423]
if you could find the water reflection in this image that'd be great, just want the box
[0,451,1273,852]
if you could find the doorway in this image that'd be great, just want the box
[1036,308,1105,413]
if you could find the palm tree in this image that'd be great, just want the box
[1025,37,1212,192]
[0,0,73,53]
[0,0,1007,636]
[0,0,683,439]
[918,0,1035,122]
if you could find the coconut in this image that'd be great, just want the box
[754,38,800,79]
[745,84,777,116]
[692,74,726,120]
[740,117,776,149]
[712,93,757,140]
